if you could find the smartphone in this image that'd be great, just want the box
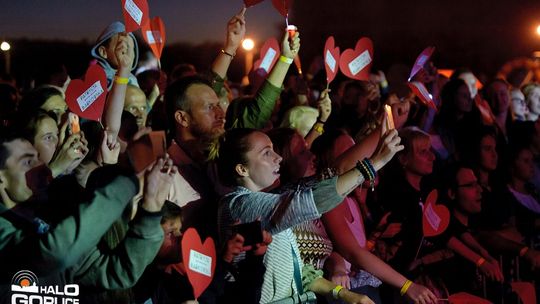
[68,113,80,134]
[232,221,263,247]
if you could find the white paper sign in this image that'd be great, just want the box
[348,50,371,75]
[77,81,104,112]
[259,48,277,72]
[124,0,143,25]
[425,203,441,230]
[416,54,428,67]
[189,249,212,277]
[146,30,162,44]
[325,50,337,72]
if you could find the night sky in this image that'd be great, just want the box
[0,0,284,44]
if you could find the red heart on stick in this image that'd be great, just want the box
[339,37,374,81]
[422,190,450,237]
[408,81,437,110]
[324,36,340,84]
[65,64,108,122]
[142,16,166,59]
[271,0,293,17]
[181,228,216,299]
[409,46,435,81]
[121,0,149,33]
[244,0,265,7]
[253,37,281,74]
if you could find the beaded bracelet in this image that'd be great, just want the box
[355,158,377,190]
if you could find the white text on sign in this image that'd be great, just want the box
[189,250,212,277]
[259,48,277,72]
[425,203,441,230]
[146,31,162,44]
[77,81,104,112]
[325,50,337,72]
[348,50,371,76]
[125,0,143,25]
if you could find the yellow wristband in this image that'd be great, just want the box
[114,76,129,85]
[332,285,344,299]
[279,55,294,64]
[519,247,529,257]
[400,280,413,296]
[476,257,486,267]
[313,124,324,134]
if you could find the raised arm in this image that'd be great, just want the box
[211,8,246,83]
[103,33,135,147]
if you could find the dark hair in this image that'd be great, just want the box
[164,75,211,138]
[449,68,473,81]
[435,78,468,129]
[18,86,63,114]
[266,128,299,184]
[483,79,509,115]
[459,125,498,168]
[13,110,57,144]
[216,128,258,187]
[441,162,475,203]
[161,201,183,224]
[0,126,24,169]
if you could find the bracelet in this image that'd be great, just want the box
[313,124,324,134]
[279,55,294,64]
[400,280,413,296]
[519,246,529,257]
[221,49,235,58]
[114,76,129,85]
[355,158,377,191]
[380,80,389,88]
[366,240,376,251]
[332,285,344,300]
[476,257,486,267]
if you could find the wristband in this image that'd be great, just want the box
[476,257,486,267]
[366,240,376,251]
[380,80,389,88]
[313,124,324,134]
[519,246,529,257]
[279,55,294,64]
[221,49,235,58]
[400,280,413,296]
[114,76,129,85]
[332,285,344,300]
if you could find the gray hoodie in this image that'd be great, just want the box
[90,21,139,89]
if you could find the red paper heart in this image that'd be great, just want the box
[142,16,166,59]
[244,0,265,7]
[271,0,293,17]
[181,228,216,299]
[121,0,149,33]
[422,190,450,237]
[65,64,108,122]
[253,37,280,74]
[409,46,435,80]
[339,37,374,81]
[324,36,340,84]
[408,81,437,110]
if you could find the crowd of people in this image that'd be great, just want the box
[0,6,539,304]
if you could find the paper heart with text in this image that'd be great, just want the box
[422,189,450,237]
[253,37,280,74]
[65,64,108,122]
[121,0,149,32]
[408,81,437,110]
[142,16,166,59]
[181,228,216,299]
[339,37,374,81]
[409,46,435,81]
[324,36,340,84]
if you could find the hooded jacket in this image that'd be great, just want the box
[91,21,140,89]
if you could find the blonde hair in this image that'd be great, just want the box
[280,106,319,137]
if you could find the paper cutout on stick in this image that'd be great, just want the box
[181,228,216,299]
[121,0,149,32]
[66,64,108,122]
[244,0,265,7]
[324,36,340,84]
[422,190,450,237]
[142,16,166,59]
[408,82,437,110]
[409,46,435,81]
[271,0,293,17]
[253,37,280,74]
[339,37,373,81]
